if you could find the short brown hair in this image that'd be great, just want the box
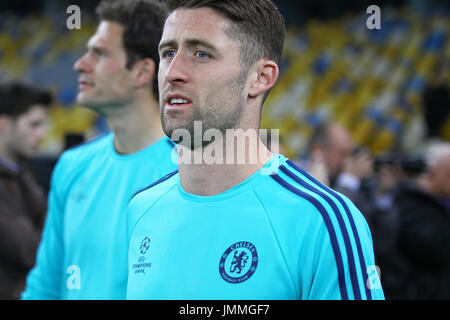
[0,81,53,118]
[96,0,167,99]
[165,0,286,70]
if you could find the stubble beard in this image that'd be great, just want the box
[161,70,247,150]
[77,88,131,116]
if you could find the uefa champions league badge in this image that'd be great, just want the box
[219,241,258,283]
[132,236,152,274]
[140,237,151,255]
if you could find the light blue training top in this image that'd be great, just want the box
[126,154,384,300]
[22,132,177,299]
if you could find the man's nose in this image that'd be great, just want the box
[73,52,91,73]
[164,52,190,85]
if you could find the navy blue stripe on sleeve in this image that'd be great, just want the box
[165,137,177,148]
[129,169,178,202]
[286,160,372,300]
[279,165,363,300]
[270,173,349,300]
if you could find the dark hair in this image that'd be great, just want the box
[96,0,167,99]
[0,81,53,118]
[165,0,286,69]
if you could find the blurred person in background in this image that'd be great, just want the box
[0,81,52,299]
[302,122,409,298]
[393,142,450,299]
[305,123,375,216]
[368,157,414,299]
[22,0,176,299]
[306,122,373,189]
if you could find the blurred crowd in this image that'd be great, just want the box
[294,121,450,299]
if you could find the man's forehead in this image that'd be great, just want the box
[88,20,124,49]
[162,7,231,43]
[13,105,47,125]
[23,105,47,116]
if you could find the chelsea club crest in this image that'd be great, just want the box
[219,241,258,283]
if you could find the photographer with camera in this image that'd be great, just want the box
[304,122,420,299]
[306,123,376,219]
[367,153,422,299]
[306,123,372,184]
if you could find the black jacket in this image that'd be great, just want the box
[393,181,450,299]
[0,161,46,299]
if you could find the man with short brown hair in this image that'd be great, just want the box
[0,81,52,299]
[126,0,384,300]
[22,0,176,299]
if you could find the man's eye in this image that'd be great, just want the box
[92,49,105,56]
[195,50,209,59]
[163,50,176,59]
[30,121,44,129]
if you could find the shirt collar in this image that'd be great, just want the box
[0,156,21,173]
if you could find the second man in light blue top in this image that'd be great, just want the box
[22,0,175,299]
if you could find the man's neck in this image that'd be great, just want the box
[178,137,273,196]
[105,97,164,154]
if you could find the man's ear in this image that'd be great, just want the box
[133,58,156,89]
[248,59,279,99]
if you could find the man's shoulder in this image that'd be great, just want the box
[150,136,176,151]
[47,132,112,192]
[129,169,179,206]
[59,132,112,163]
[258,158,326,210]
[259,158,368,227]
